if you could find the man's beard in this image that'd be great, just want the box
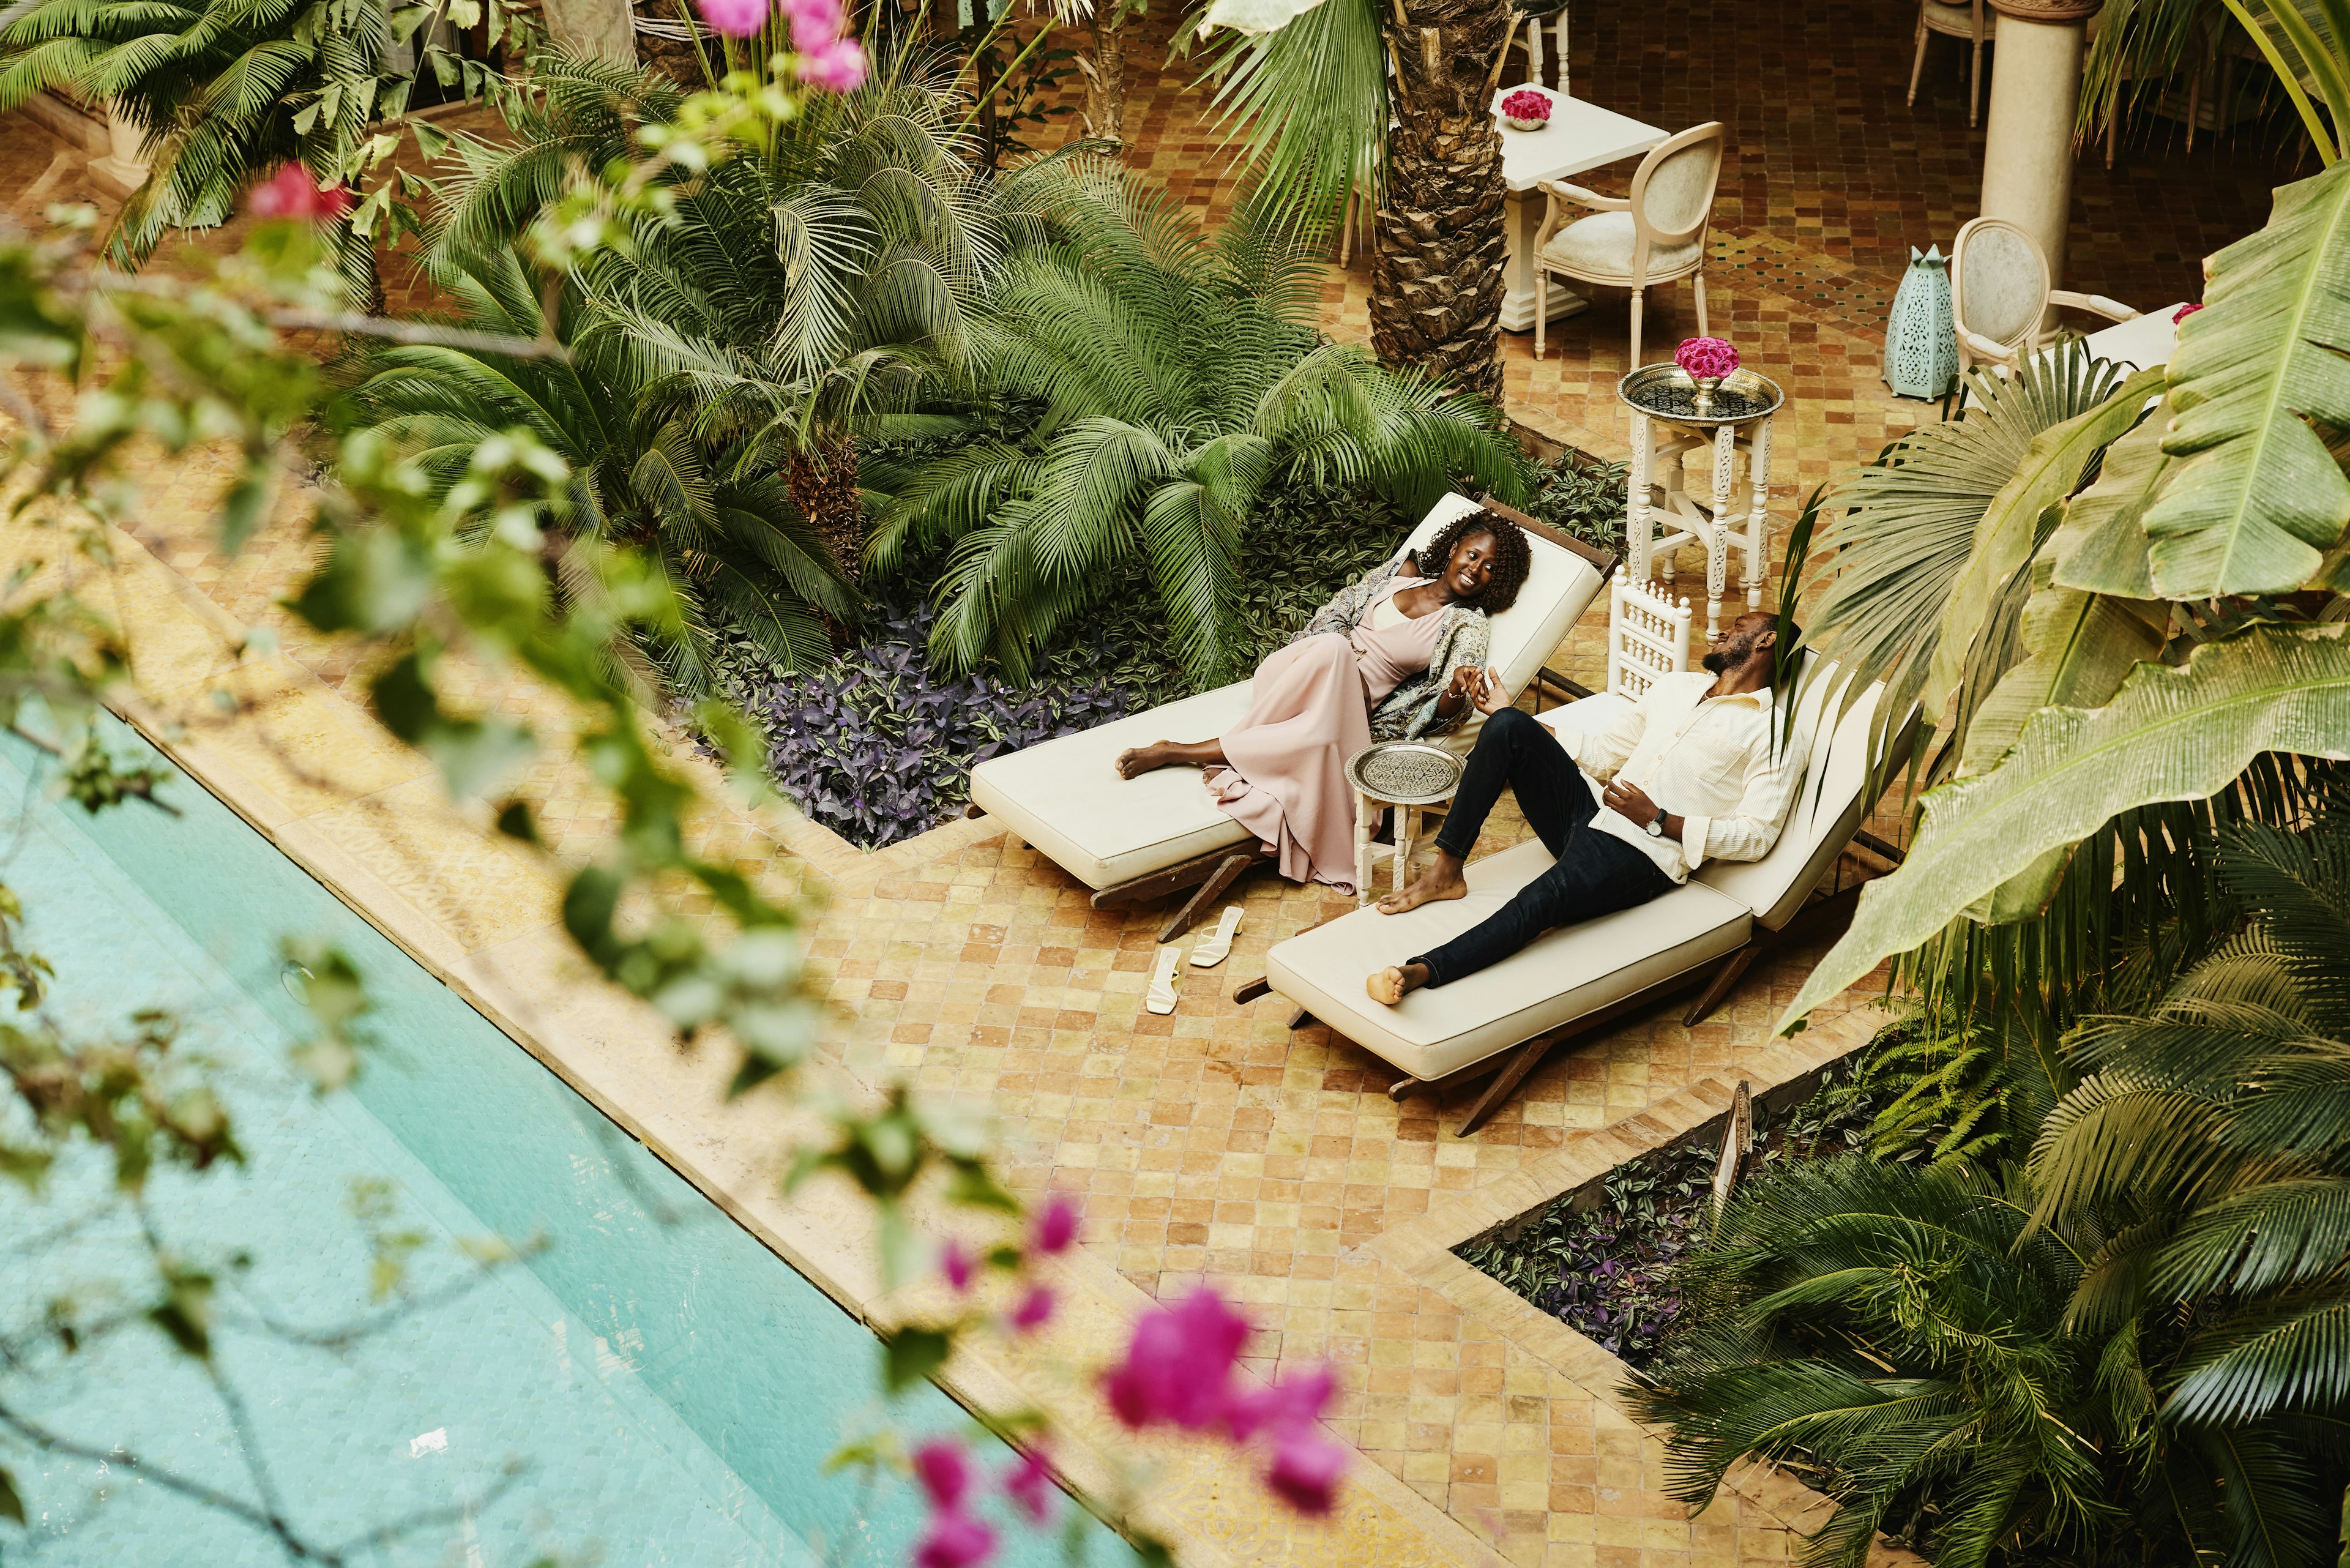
[1702,645,1732,674]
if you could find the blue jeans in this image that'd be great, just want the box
[1413,708,1674,987]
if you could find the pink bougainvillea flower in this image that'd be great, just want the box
[1225,1365,1334,1443]
[1264,1433,1346,1516]
[1106,1286,1251,1430]
[2173,301,2204,324]
[940,1240,975,1294]
[1010,1285,1055,1334]
[247,165,352,221]
[1003,1446,1056,1525]
[781,0,845,43]
[1031,1194,1080,1255]
[698,0,770,36]
[797,35,868,92]
[913,1510,997,1568]
[1673,335,1739,379]
[911,1439,974,1512]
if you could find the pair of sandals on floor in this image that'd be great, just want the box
[1144,905,1244,1014]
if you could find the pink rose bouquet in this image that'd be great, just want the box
[1500,88,1551,124]
[1674,336,1738,380]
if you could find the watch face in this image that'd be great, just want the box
[1647,813,1665,837]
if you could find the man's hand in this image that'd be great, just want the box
[1603,777,1661,829]
[1472,665,1509,715]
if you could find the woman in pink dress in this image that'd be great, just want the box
[1114,511,1534,890]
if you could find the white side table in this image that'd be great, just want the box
[1618,367,1785,638]
[1345,742,1465,906]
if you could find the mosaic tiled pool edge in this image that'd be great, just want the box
[0,715,1129,1567]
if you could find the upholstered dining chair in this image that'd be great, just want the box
[1908,0,1994,128]
[1531,121,1725,370]
[1948,215,2140,379]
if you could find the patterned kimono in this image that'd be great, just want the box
[1296,558,1494,742]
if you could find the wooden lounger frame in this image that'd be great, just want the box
[1232,879,1871,1137]
[965,497,1621,941]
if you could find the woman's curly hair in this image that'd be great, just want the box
[1409,509,1534,614]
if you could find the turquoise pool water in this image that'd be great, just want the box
[0,717,1123,1567]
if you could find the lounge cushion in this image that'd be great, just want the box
[968,493,1609,892]
[1265,838,1751,1082]
[969,682,1256,891]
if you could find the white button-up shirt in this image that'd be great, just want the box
[1554,672,1810,883]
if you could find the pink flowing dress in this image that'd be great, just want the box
[1206,578,1448,890]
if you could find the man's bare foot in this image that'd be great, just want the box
[1116,743,1177,780]
[1377,860,1468,915]
[1367,961,1431,1006]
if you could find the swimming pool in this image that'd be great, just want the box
[0,715,1125,1567]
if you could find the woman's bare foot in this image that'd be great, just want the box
[1116,742,1179,780]
[1377,857,1468,915]
[1367,961,1432,1006]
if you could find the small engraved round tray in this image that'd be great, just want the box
[1616,364,1785,425]
[1345,741,1464,806]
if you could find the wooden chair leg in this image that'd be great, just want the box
[1682,946,1758,1028]
[1158,852,1252,942]
[1286,1006,1313,1029]
[1535,272,1548,360]
[1233,975,1271,1004]
[1908,15,1930,104]
[1455,1034,1557,1137]
[1692,265,1709,337]
[1628,286,1645,373]
[1969,39,1983,127]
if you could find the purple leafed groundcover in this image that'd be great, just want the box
[744,596,1152,849]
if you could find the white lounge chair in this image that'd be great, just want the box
[1240,663,1917,1135]
[966,495,1619,938]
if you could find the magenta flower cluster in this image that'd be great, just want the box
[1499,88,1552,122]
[2173,301,2204,324]
[1105,1288,1348,1515]
[1674,336,1739,379]
[695,0,867,91]
[906,1195,1086,1568]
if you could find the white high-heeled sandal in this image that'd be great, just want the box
[1144,944,1182,1014]
[1188,906,1244,968]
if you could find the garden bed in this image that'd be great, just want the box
[1454,1058,1878,1368]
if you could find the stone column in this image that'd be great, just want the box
[88,102,152,201]
[1978,0,2100,302]
[541,0,637,65]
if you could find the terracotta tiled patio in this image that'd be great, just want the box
[3,8,2280,1561]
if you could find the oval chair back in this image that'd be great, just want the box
[1949,215,2050,376]
[1627,121,1726,279]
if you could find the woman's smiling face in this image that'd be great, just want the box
[1443,530,1500,599]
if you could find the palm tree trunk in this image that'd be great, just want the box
[788,437,865,581]
[1084,4,1129,144]
[1369,0,1512,403]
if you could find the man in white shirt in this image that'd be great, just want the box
[1367,610,1807,1005]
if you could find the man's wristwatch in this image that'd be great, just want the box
[1645,808,1666,838]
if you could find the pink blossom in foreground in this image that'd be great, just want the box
[247,165,352,221]
[2174,301,2204,324]
[797,35,868,92]
[781,0,845,43]
[1225,1364,1334,1443]
[1499,88,1551,121]
[1105,1287,1251,1430]
[1004,1447,1056,1525]
[911,1439,974,1512]
[1010,1285,1055,1334]
[698,0,770,35]
[1032,1195,1080,1255]
[940,1240,975,1294]
[912,1510,997,1568]
[1265,1433,1346,1516]
[1673,335,1739,379]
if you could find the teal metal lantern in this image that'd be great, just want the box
[1883,245,1958,401]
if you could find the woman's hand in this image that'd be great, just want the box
[1436,662,1490,717]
